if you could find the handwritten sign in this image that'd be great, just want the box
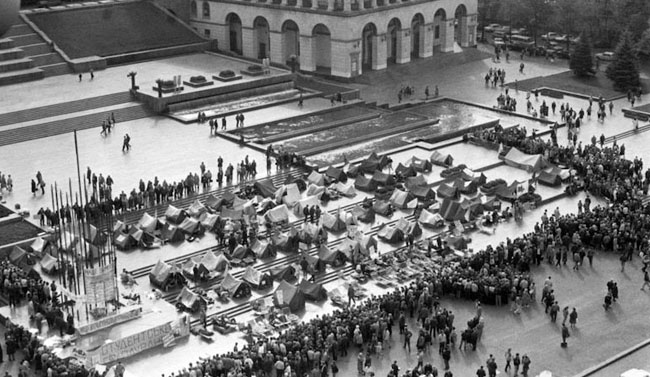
[84,264,116,306]
[77,307,142,335]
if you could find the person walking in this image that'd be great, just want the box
[442,345,451,370]
[562,306,569,325]
[561,324,570,347]
[521,354,531,377]
[513,353,521,376]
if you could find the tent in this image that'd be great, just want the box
[9,246,31,270]
[439,199,470,222]
[395,163,417,178]
[273,280,306,312]
[250,239,276,259]
[188,199,207,218]
[303,253,324,273]
[198,250,221,271]
[436,182,460,200]
[165,205,186,224]
[325,166,347,183]
[430,151,453,167]
[319,244,344,266]
[371,171,395,186]
[232,196,248,210]
[113,220,127,234]
[322,211,347,233]
[346,164,361,178]
[242,266,273,290]
[176,287,204,312]
[503,148,546,172]
[390,190,417,209]
[410,156,433,172]
[222,191,237,206]
[351,205,375,223]
[538,170,561,187]
[354,176,377,192]
[83,223,106,246]
[179,217,204,235]
[307,171,326,186]
[284,175,307,191]
[419,209,445,228]
[359,154,381,173]
[137,213,159,233]
[29,237,49,255]
[410,185,436,201]
[232,244,255,260]
[113,232,136,250]
[332,182,356,197]
[219,272,251,298]
[271,232,294,253]
[496,180,527,200]
[40,253,57,274]
[270,264,297,282]
[149,260,186,290]
[445,234,470,250]
[277,183,301,207]
[205,194,223,211]
[265,204,290,224]
[460,168,484,183]
[254,179,278,198]
[298,279,328,301]
[372,200,392,216]
[161,223,185,243]
[199,212,220,231]
[299,222,321,244]
[181,258,203,280]
[455,179,478,195]
[221,207,243,220]
[405,175,428,190]
[378,225,404,243]
[360,235,378,254]
[212,253,231,272]
[294,196,320,217]
[306,183,325,198]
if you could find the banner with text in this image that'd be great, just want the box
[84,264,117,307]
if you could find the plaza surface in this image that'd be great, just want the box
[1,45,650,377]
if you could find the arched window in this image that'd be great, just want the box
[190,0,197,16]
[202,2,210,18]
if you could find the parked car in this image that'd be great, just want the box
[484,24,502,33]
[493,38,506,49]
[507,35,535,51]
[554,34,568,42]
[596,51,615,61]
[541,32,560,41]
[493,30,507,40]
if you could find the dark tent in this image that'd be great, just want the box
[538,170,561,187]
[372,200,392,216]
[179,217,204,235]
[273,280,306,312]
[346,164,361,178]
[284,175,307,191]
[254,179,278,198]
[405,175,428,190]
[410,186,436,201]
[325,166,347,183]
[322,212,347,233]
[271,230,299,254]
[395,163,417,178]
[250,239,276,259]
[149,260,186,291]
[199,212,220,232]
[410,157,433,172]
[496,180,527,200]
[359,155,380,174]
[10,246,34,272]
[221,191,237,206]
[83,223,106,246]
[176,286,205,312]
[377,225,404,244]
[351,205,376,223]
[161,223,185,243]
[371,171,395,186]
[445,235,469,250]
[219,273,251,298]
[270,264,297,282]
[242,266,273,290]
[165,205,187,224]
[232,244,255,260]
[303,253,324,274]
[430,151,453,167]
[318,244,344,266]
[188,199,208,218]
[354,176,377,192]
[390,189,417,209]
[455,179,478,195]
[440,199,470,222]
[114,232,136,250]
[436,182,460,199]
[298,279,328,301]
[205,195,224,211]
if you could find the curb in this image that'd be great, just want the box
[573,337,650,377]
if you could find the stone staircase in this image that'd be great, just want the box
[0,20,73,86]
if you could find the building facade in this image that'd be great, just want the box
[189,0,477,78]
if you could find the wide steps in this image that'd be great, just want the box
[8,34,44,47]
[0,68,44,86]
[0,91,134,127]
[40,62,73,76]
[0,58,33,73]
[0,48,24,62]
[0,103,154,147]
[20,43,53,56]
[29,52,65,66]
[3,24,33,37]
[0,39,15,50]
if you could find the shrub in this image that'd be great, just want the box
[219,70,236,78]
[190,75,207,83]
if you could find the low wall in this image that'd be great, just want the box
[105,41,214,66]
[138,73,295,113]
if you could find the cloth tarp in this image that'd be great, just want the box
[503,148,546,172]
[322,211,347,232]
[273,280,306,312]
[220,273,251,298]
[251,239,274,259]
[436,182,459,199]
[419,209,445,228]
[29,237,49,254]
[354,176,377,192]
[242,266,272,289]
[390,190,417,209]
[254,180,278,198]
[332,182,356,197]
[39,253,57,274]
[325,167,347,182]
[410,157,432,172]
[165,205,186,224]
[188,200,207,218]
[307,171,326,186]
[265,204,290,223]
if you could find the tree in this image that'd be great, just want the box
[606,30,640,91]
[637,28,650,59]
[570,33,595,77]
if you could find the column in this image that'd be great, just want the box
[241,27,256,58]
[270,31,284,63]
[441,19,454,53]
[344,0,351,11]
[372,34,387,70]
[331,40,353,77]
[396,29,411,64]
[215,24,228,51]
[458,16,468,47]
[420,23,433,58]
[299,35,315,72]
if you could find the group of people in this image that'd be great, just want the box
[99,112,116,136]
[30,171,46,196]
[0,171,14,194]
[484,68,507,88]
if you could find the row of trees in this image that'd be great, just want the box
[479,0,650,49]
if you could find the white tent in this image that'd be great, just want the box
[332,182,356,197]
[307,171,325,186]
[294,195,320,216]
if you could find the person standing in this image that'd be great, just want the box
[561,324,570,347]
[504,348,512,373]
[521,355,531,377]
[221,117,227,130]
[513,353,521,376]
[569,308,578,328]
[442,345,451,370]
[476,366,486,377]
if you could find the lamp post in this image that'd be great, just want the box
[127,71,138,91]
